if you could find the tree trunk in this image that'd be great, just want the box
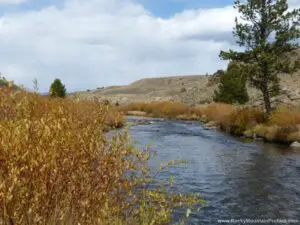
[262,86,271,115]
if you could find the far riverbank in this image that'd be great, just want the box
[119,102,300,147]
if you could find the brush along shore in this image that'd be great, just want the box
[120,102,300,146]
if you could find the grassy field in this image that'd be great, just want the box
[0,87,201,225]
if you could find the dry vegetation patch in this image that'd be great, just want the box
[121,101,300,143]
[269,105,300,127]
[120,102,202,120]
[0,88,201,225]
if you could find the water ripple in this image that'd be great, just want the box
[126,117,300,224]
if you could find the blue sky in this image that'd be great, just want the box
[0,0,234,16]
[0,0,62,15]
[0,0,298,92]
[139,0,234,17]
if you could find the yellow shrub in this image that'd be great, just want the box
[0,89,201,224]
[226,107,265,135]
[269,105,300,127]
[264,126,298,143]
[253,124,268,138]
[120,102,202,120]
[200,103,235,124]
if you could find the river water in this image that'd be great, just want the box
[125,116,300,224]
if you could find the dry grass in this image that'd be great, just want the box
[120,102,202,120]
[121,101,300,143]
[0,88,201,225]
[199,104,265,135]
[257,105,300,143]
[200,104,300,142]
[200,103,234,123]
[269,105,300,127]
[225,107,265,135]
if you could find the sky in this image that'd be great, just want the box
[0,0,299,92]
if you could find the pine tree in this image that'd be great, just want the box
[50,79,67,98]
[220,0,300,114]
[214,62,249,104]
[0,75,8,87]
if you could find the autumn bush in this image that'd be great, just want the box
[268,105,300,127]
[200,104,300,142]
[120,102,202,120]
[121,101,300,143]
[224,107,265,135]
[200,103,234,123]
[0,88,201,225]
[252,105,300,143]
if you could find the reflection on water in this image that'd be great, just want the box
[125,116,300,224]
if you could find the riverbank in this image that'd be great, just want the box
[120,102,300,145]
[127,115,300,224]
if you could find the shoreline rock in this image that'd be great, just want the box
[290,141,300,148]
[204,121,219,130]
[126,111,147,116]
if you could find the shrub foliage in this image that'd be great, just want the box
[120,102,202,119]
[121,101,300,142]
[214,62,249,104]
[0,88,201,224]
[50,79,67,98]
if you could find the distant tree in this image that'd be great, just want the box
[50,79,66,98]
[220,0,300,114]
[0,75,8,86]
[33,78,39,93]
[214,62,249,104]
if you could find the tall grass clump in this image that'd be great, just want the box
[255,105,300,143]
[0,88,201,225]
[121,102,202,120]
[200,103,234,123]
[225,107,265,135]
[268,105,300,127]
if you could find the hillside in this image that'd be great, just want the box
[70,75,214,105]
[70,49,300,106]
[70,73,300,107]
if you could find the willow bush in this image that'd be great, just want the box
[120,102,202,119]
[0,88,201,225]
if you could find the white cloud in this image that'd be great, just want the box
[0,0,296,92]
[0,0,28,4]
[289,0,300,8]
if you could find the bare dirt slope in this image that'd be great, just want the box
[70,72,300,106]
[71,49,300,106]
[70,75,215,105]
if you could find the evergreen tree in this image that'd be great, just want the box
[50,79,66,98]
[0,75,8,87]
[220,0,300,114]
[214,63,249,104]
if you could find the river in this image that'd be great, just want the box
[124,116,300,224]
